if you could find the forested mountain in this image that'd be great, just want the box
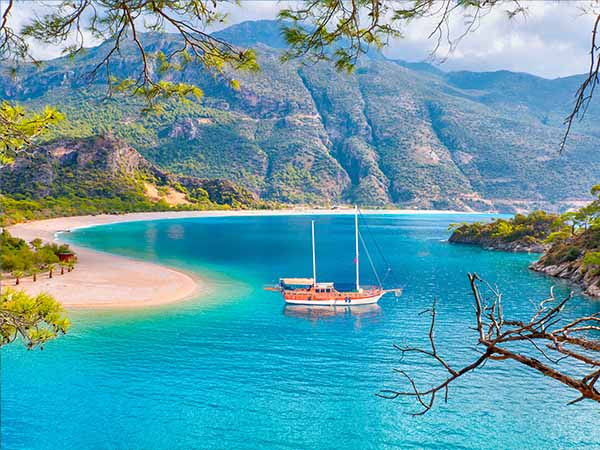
[2,20,599,212]
[0,135,260,223]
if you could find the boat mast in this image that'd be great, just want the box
[355,205,360,292]
[312,220,317,286]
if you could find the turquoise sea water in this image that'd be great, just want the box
[1,214,599,450]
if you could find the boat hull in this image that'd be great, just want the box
[283,293,383,306]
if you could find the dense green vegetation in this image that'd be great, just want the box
[0,135,269,226]
[1,194,188,226]
[0,229,76,283]
[0,288,70,349]
[449,211,561,247]
[1,21,599,210]
[533,220,600,297]
[537,185,600,268]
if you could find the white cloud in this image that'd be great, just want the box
[1,1,597,78]
[2,2,102,60]
[382,2,597,78]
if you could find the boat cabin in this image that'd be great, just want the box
[279,278,313,290]
[279,278,336,291]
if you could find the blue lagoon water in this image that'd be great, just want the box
[1,214,599,449]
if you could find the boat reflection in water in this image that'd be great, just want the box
[283,303,382,327]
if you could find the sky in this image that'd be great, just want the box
[3,0,599,79]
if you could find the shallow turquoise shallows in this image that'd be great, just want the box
[2,214,599,450]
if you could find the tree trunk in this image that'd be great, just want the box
[49,270,53,279]
[61,266,64,275]
[15,277,20,285]
[33,273,37,282]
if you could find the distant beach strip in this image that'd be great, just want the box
[6,208,480,308]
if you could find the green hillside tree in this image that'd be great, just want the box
[11,269,23,285]
[559,184,600,235]
[47,263,56,279]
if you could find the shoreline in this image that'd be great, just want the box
[5,208,482,309]
[19,206,485,238]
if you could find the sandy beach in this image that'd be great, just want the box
[6,213,215,309]
[5,208,470,308]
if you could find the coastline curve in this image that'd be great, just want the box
[5,208,485,309]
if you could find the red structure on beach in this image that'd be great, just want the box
[58,251,75,262]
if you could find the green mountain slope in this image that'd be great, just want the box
[0,135,261,224]
[1,20,599,211]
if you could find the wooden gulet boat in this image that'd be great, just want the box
[266,207,401,306]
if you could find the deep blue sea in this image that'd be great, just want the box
[1,214,599,450]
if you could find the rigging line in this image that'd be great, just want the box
[357,207,401,287]
[358,230,382,289]
[381,266,392,284]
[357,207,389,267]
[358,207,401,288]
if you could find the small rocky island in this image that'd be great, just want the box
[449,194,600,298]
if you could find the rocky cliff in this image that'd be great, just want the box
[529,228,600,298]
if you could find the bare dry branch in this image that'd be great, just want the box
[562,13,600,152]
[380,273,600,414]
